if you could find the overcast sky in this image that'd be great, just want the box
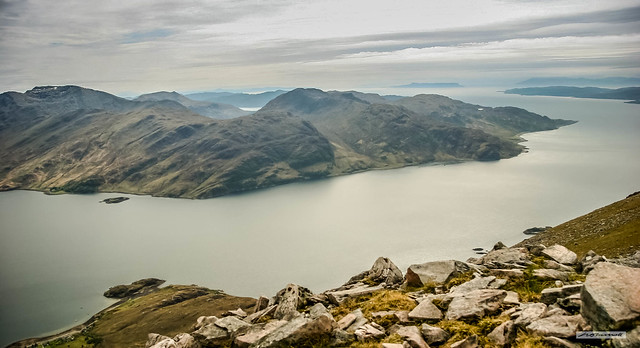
[1,0,639,95]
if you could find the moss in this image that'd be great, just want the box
[436,316,507,347]
[331,290,416,322]
[444,271,475,291]
[502,265,554,302]
[513,330,548,348]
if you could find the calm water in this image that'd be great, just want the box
[1,90,639,346]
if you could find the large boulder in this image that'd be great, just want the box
[540,284,583,305]
[487,320,516,347]
[408,297,443,321]
[421,323,450,345]
[405,260,470,287]
[391,325,429,348]
[273,284,314,320]
[513,303,547,327]
[581,262,640,330]
[249,314,334,348]
[541,244,578,265]
[445,289,507,321]
[479,248,530,269]
[146,333,199,348]
[345,257,404,286]
[526,314,587,338]
[234,320,288,348]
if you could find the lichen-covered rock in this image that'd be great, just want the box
[405,260,470,287]
[581,262,640,330]
[273,284,314,320]
[234,320,288,348]
[541,244,578,265]
[445,289,507,321]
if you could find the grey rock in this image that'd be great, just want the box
[488,278,508,289]
[273,284,313,320]
[579,250,606,274]
[330,329,355,346]
[445,289,507,321]
[147,338,177,348]
[526,314,587,338]
[382,344,406,348]
[611,326,640,348]
[224,308,248,318]
[532,269,570,281]
[493,241,507,250]
[504,291,520,305]
[354,323,386,341]
[421,323,450,345]
[173,333,199,348]
[146,334,172,348]
[544,260,575,272]
[489,269,524,278]
[408,298,443,320]
[244,305,277,324]
[581,262,640,330]
[392,325,429,348]
[325,283,384,304]
[250,314,334,348]
[480,248,530,268]
[337,312,357,330]
[194,316,218,330]
[253,296,270,313]
[450,334,479,348]
[487,320,516,347]
[309,303,333,321]
[514,303,547,327]
[540,284,583,305]
[405,260,470,287]
[395,310,411,323]
[214,316,251,335]
[541,244,578,265]
[234,320,288,348]
[346,256,404,286]
[193,323,229,346]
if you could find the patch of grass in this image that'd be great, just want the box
[40,334,98,348]
[331,290,416,322]
[513,329,548,348]
[502,265,554,302]
[444,271,475,291]
[435,316,506,347]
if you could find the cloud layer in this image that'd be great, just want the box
[1,0,639,94]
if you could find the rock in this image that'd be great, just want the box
[249,314,334,348]
[146,334,172,348]
[581,262,640,330]
[579,250,606,274]
[480,247,530,268]
[526,314,587,338]
[392,325,429,348]
[100,196,129,204]
[610,326,640,348]
[345,256,404,286]
[395,311,411,323]
[330,329,355,346]
[525,244,547,256]
[104,278,165,298]
[253,296,270,313]
[324,283,384,304]
[541,244,578,265]
[543,336,579,348]
[487,320,516,347]
[382,344,405,348]
[446,275,498,297]
[194,316,218,330]
[489,269,524,278]
[514,303,547,327]
[159,287,209,307]
[488,278,508,289]
[445,289,507,321]
[540,284,583,305]
[504,291,520,305]
[405,260,470,287]
[450,334,479,348]
[557,294,581,314]
[421,323,450,345]
[147,337,177,348]
[244,305,276,324]
[309,303,333,321]
[273,284,313,320]
[234,320,288,348]
[224,308,248,318]
[214,316,251,335]
[408,298,443,320]
[337,312,358,330]
[193,323,229,346]
[544,260,575,272]
[354,323,386,341]
[493,241,507,250]
[173,333,198,348]
[532,269,570,281]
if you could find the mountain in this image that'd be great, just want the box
[394,82,463,88]
[505,86,640,104]
[517,77,640,87]
[0,86,333,198]
[261,88,573,171]
[134,91,249,119]
[185,90,288,108]
[0,86,574,198]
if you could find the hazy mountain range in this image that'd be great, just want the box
[516,77,640,87]
[0,85,574,198]
[134,91,250,119]
[185,90,289,108]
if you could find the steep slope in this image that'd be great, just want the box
[261,88,572,172]
[0,86,334,198]
[135,91,249,119]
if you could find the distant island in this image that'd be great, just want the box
[394,82,463,88]
[517,77,640,87]
[505,86,640,104]
[0,86,574,199]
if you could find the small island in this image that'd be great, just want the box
[505,86,640,104]
[99,197,130,204]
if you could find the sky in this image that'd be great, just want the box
[1,0,639,95]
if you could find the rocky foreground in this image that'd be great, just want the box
[135,243,638,348]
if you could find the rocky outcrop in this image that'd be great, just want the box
[404,260,470,287]
[445,289,507,321]
[541,244,578,265]
[104,278,165,298]
[581,262,640,330]
[345,257,404,286]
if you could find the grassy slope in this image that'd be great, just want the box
[516,192,640,258]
